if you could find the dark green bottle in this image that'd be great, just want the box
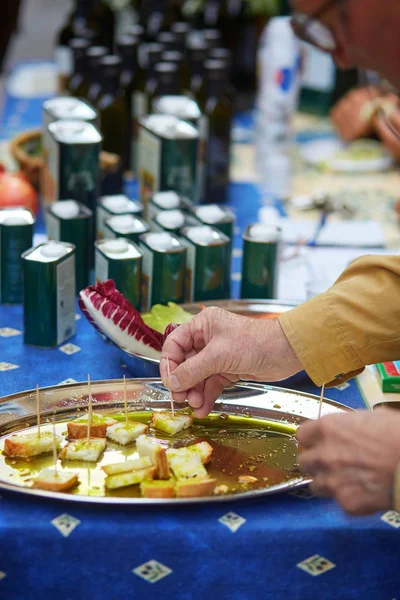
[116,34,140,172]
[86,45,108,103]
[130,42,164,175]
[170,21,191,54]
[67,38,91,97]
[96,55,128,194]
[157,31,179,52]
[161,51,185,93]
[140,0,171,41]
[203,29,222,50]
[199,59,233,204]
[148,62,180,105]
[184,39,208,97]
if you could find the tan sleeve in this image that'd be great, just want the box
[279,255,400,387]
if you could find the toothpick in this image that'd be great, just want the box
[36,385,40,438]
[52,413,58,474]
[123,375,128,424]
[317,383,325,420]
[166,357,175,417]
[87,374,92,446]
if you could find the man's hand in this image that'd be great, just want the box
[296,408,400,515]
[161,307,302,418]
[374,106,400,163]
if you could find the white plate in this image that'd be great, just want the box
[300,139,394,173]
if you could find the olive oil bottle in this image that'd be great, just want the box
[199,59,233,204]
[86,45,108,104]
[67,38,91,97]
[184,39,208,97]
[148,62,180,105]
[96,55,128,194]
[170,21,191,54]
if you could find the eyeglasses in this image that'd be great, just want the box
[291,0,340,53]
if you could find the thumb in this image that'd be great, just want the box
[169,346,220,392]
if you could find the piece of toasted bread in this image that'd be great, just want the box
[140,479,176,499]
[102,456,152,476]
[67,413,118,440]
[4,432,61,459]
[169,452,208,480]
[105,466,156,490]
[59,438,107,462]
[176,478,216,498]
[150,411,193,436]
[106,422,148,445]
[32,468,79,491]
[154,447,170,480]
[166,441,213,465]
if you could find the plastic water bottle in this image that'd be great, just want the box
[256,17,301,210]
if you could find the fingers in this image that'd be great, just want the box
[192,375,232,418]
[295,420,322,449]
[166,346,221,393]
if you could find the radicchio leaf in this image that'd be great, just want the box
[79,280,172,359]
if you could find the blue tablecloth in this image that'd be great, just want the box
[1,63,400,600]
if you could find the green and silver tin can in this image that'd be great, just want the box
[138,114,199,208]
[152,96,205,204]
[46,200,93,294]
[104,214,149,244]
[0,207,35,304]
[95,238,142,310]
[22,241,76,347]
[96,194,143,240]
[240,224,281,300]
[150,209,199,235]
[139,232,187,311]
[193,204,235,298]
[147,190,191,220]
[42,120,102,212]
[180,225,230,302]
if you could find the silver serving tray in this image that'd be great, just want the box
[0,379,351,505]
[119,299,297,377]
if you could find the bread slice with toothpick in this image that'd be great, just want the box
[32,468,79,491]
[67,413,118,440]
[60,438,107,462]
[150,411,193,436]
[4,432,61,459]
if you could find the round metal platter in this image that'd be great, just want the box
[0,379,352,505]
[119,300,297,377]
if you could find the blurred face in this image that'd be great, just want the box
[292,0,400,88]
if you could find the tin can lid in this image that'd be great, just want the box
[153,191,180,209]
[101,195,138,213]
[195,204,227,224]
[102,239,130,254]
[3,216,31,226]
[40,241,70,259]
[0,208,35,226]
[51,200,80,219]
[108,214,147,234]
[142,115,198,139]
[43,97,97,121]
[156,209,185,229]
[185,225,219,245]
[248,224,280,242]
[49,120,102,144]
[154,96,201,120]
[145,232,178,251]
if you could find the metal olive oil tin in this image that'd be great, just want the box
[150,209,199,235]
[42,120,102,211]
[240,224,281,300]
[193,204,235,298]
[95,238,142,310]
[138,115,199,207]
[0,208,35,304]
[46,200,93,294]
[104,214,149,244]
[180,225,229,302]
[147,190,191,220]
[22,241,76,347]
[152,96,205,204]
[139,232,187,311]
[96,194,143,240]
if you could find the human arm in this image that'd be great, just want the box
[279,254,400,387]
[296,408,400,515]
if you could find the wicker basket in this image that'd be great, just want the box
[9,129,43,188]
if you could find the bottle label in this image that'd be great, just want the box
[54,45,73,76]
[131,91,148,172]
[138,128,161,206]
[56,254,76,345]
